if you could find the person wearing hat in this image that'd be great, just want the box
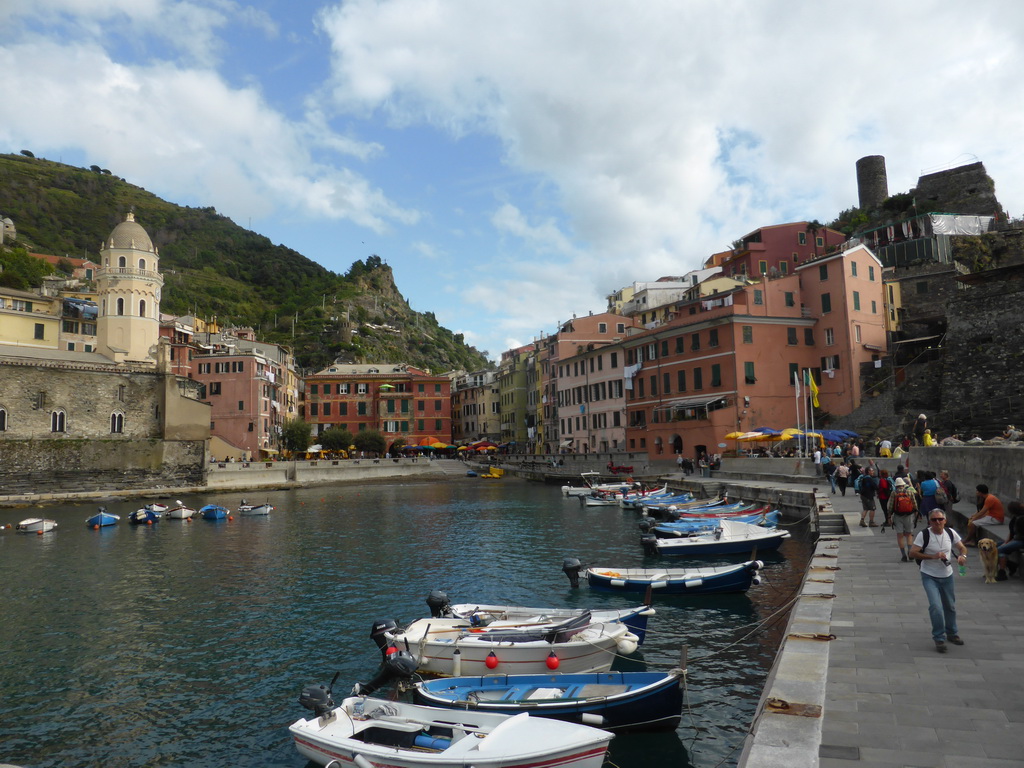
[913,414,928,446]
[888,476,919,562]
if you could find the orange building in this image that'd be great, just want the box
[623,244,887,461]
[303,363,452,448]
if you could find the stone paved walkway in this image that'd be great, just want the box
[808,486,1024,768]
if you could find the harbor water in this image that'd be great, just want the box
[0,477,812,767]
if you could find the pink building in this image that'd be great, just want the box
[711,221,847,279]
[623,244,887,462]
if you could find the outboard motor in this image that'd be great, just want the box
[562,557,583,589]
[299,671,339,717]
[426,589,452,618]
[665,508,681,522]
[353,651,418,696]
[370,618,399,659]
[640,533,659,556]
[638,518,653,534]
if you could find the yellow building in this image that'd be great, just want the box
[0,287,59,349]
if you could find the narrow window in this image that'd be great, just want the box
[110,412,124,433]
[51,409,66,433]
[744,362,756,384]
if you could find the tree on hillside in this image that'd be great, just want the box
[0,247,55,289]
[806,220,823,258]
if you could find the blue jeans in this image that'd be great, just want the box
[826,473,837,493]
[920,572,958,642]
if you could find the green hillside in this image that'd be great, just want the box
[0,152,490,373]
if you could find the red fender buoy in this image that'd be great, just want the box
[485,651,499,669]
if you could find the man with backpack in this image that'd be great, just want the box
[888,477,918,562]
[910,510,968,653]
[857,466,879,528]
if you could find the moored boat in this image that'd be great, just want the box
[290,689,614,768]
[561,472,633,497]
[164,501,197,519]
[641,518,790,556]
[238,500,273,515]
[372,612,639,677]
[199,504,229,520]
[426,590,654,644]
[128,507,161,524]
[647,509,781,537]
[413,668,684,731]
[16,518,58,534]
[86,508,120,528]
[578,560,764,595]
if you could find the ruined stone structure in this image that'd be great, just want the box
[856,155,889,211]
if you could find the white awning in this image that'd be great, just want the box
[655,395,727,411]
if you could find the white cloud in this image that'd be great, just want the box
[0,39,418,232]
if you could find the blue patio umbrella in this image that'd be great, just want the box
[751,427,782,435]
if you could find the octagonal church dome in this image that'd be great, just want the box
[106,212,155,252]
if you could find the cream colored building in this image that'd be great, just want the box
[0,287,60,349]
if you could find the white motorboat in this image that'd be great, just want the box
[372,612,639,677]
[164,501,197,519]
[642,518,790,557]
[561,472,633,497]
[290,692,613,768]
[16,518,58,534]
[238,500,273,515]
[427,590,655,643]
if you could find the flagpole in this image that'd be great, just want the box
[793,370,802,453]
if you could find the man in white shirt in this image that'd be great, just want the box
[910,511,968,653]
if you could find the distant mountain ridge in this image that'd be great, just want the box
[0,152,490,373]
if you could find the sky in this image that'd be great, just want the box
[2,1,1023,362]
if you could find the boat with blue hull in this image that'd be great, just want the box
[128,507,161,525]
[572,560,764,595]
[199,504,228,520]
[412,669,684,732]
[641,519,790,557]
[86,508,120,528]
[649,509,781,537]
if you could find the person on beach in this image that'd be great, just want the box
[888,477,919,562]
[910,510,967,653]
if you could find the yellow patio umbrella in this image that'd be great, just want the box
[724,431,745,439]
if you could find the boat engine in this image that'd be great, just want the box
[299,671,339,717]
[370,618,399,659]
[426,589,452,618]
[562,557,583,588]
[638,518,653,533]
[352,651,418,696]
[640,533,659,556]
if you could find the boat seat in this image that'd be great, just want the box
[524,687,566,700]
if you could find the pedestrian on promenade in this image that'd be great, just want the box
[963,485,1005,546]
[879,437,892,457]
[919,470,941,520]
[913,414,928,446]
[835,461,850,496]
[676,453,684,473]
[888,477,919,562]
[996,500,1024,580]
[858,467,879,527]
[877,468,893,514]
[938,469,959,514]
[910,510,967,653]
[813,447,823,475]
[823,457,837,494]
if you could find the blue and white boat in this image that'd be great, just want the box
[642,519,790,556]
[199,504,229,520]
[413,669,684,732]
[86,508,120,528]
[651,510,781,537]
[128,507,161,524]
[581,560,764,595]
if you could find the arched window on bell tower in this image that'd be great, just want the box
[140,299,146,318]
[117,298,125,316]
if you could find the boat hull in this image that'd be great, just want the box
[413,670,684,731]
[651,528,789,556]
[86,513,119,527]
[290,697,612,768]
[16,518,58,533]
[586,561,763,595]
[199,505,228,520]
[446,603,653,645]
[653,510,781,536]
[386,618,637,676]
[238,504,272,515]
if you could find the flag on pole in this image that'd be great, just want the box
[805,369,819,407]
[793,370,801,397]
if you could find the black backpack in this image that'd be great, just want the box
[917,528,954,568]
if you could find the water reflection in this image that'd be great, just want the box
[0,480,810,768]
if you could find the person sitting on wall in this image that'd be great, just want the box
[963,484,1005,546]
[995,501,1024,580]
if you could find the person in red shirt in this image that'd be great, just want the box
[963,484,1005,545]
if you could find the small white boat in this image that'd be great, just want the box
[164,501,197,519]
[642,518,790,557]
[373,613,638,677]
[238,500,273,515]
[561,472,634,497]
[290,693,613,768]
[17,518,58,534]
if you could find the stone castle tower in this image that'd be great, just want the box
[95,212,163,364]
[856,155,889,211]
